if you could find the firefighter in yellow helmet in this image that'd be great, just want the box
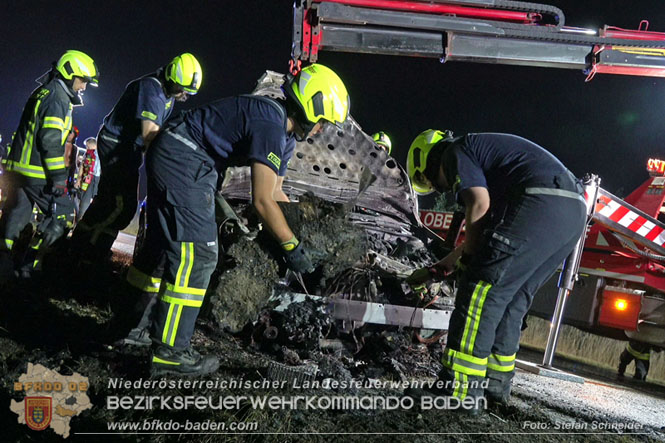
[71,53,203,269]
[0,50,98,282]
[372,131,392,155]
[125,64,349,376]
[404,130,587,412]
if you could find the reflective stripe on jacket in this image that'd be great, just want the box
[5,78,74,184]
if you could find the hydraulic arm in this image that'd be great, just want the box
[292,0,665,79]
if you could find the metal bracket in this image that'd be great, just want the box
[271,291,452,330]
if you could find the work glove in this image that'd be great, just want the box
[405,267,436,293]
[43,183,67,197]
[455,253,471,272]
[282,237,315,274]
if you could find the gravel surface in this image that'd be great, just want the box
[508,364,665,439]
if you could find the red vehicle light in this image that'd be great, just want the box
[614,299,628,311]
[597,287,642,331]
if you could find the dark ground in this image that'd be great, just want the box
[0,198,662,442]
[1,252,663,443]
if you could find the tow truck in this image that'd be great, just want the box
[289,0,665,355]
[136,1,665,357]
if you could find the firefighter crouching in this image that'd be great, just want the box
[405,131,587,412]
[618,340,655,381]
[0,50,99,283]
[125,64,350,377]
[70,53,202,269]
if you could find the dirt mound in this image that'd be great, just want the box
[207,194,368,333]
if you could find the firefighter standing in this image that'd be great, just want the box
[405,131,587,409]
[0,50,99,282]
[127,64,350,376]
[70,53,202,267]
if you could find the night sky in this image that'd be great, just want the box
[3,0,665,197]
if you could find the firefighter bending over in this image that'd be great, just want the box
[0,50,99,282]
[70,53,202,269]
[126,64,350,376]
[618,340,655,381]
[405,131,587,412]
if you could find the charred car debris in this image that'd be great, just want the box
[130,71,455,381]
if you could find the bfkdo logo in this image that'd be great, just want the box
[10,363,92,439]
[25,397,52,431]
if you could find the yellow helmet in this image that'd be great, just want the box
[56,50,99,86]
[285,64,350,132]
[407,129,453,195]
[166,53,203,94]
[372,131,392,155]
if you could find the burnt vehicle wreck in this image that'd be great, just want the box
[133,71,456,379]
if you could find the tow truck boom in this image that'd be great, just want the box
[293,0,665,79]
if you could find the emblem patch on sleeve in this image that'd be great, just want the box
[141,110,157,121]
[267,152,281,169]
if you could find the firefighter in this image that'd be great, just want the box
[372,131,392,155]
[77,137,101,221]
[0,50,99,282]
[405,131,587,410]
[618,340,651,381]
[70,53,202,268]
[126,64,350,376]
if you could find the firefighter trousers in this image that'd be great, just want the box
[0,172,75,270]
[440,176,587,399]
[129,127,218,349]
[71,133,142,262]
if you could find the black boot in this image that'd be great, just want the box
[485,370,514,405]
[634,358,649,381]
[405,368,486,416]
[617,349,632,378]
[151,345,219,377]
[116,292,157,347]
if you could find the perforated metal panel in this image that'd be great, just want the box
[220,70,419,226]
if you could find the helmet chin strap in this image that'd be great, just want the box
[290,115,316,142]
[76,90,85,107]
